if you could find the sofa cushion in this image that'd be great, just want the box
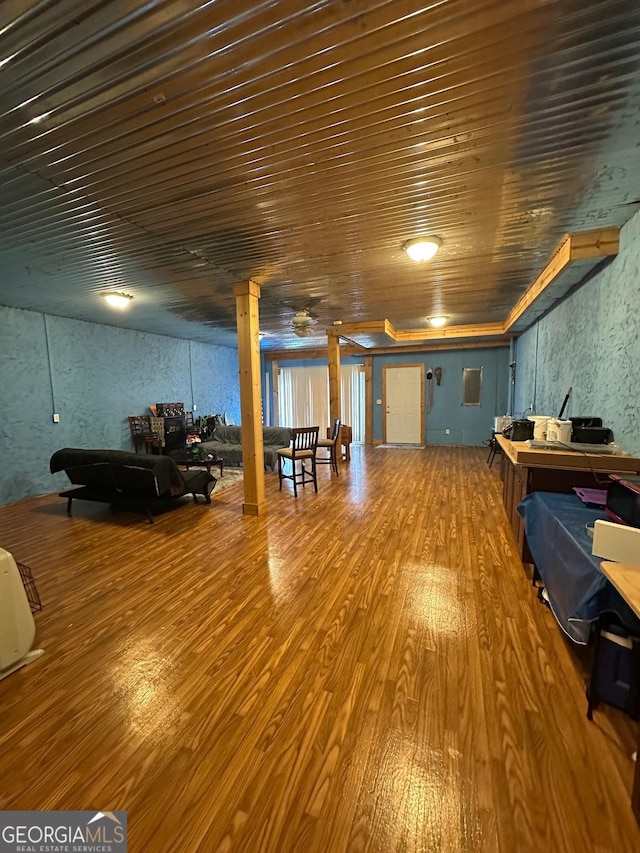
[263,426,294,448]
[212,425,242,444]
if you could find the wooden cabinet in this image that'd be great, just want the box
[497,435,640,563]
[328,424,353,461]
[502,455,528,555]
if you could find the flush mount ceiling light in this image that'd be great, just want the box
[102,291,133,309]
[428,315,447,328]
[403,236,442,262]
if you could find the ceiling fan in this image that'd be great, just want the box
[291,309,318,337]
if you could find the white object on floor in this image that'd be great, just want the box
[0,547,43,680]
[592,520,640,565]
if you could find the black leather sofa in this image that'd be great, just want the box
[50,448,216,523]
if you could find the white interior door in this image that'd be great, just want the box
[384,365,424,443]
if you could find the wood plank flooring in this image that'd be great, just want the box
[0,446,638,852]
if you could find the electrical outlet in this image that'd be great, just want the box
[53,413,60,423]
[193,404,197,411]
[376,399,382,405]
[445,428,450,435]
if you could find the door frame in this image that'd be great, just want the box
[382,363,426,444]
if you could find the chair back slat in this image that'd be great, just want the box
[292,426,319,451]
[128,415,152,437]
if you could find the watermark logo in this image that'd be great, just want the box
[0,810,127,852]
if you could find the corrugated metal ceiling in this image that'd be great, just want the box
[1,0,640,349]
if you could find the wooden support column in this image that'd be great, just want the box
[364,355,373,445]
[234,280,266,516]
[327,331,341,425]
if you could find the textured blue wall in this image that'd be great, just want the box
[373,347,510,445]
[514,209,640,455]
[0,307,239,505]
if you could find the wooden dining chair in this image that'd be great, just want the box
[316,419,341,476]
[277,426,319,497]
[127,416,162,454]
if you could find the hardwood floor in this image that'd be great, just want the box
[0,446,638,852]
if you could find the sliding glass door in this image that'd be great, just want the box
[278,364,364,441]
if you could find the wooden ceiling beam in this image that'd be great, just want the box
[333,320,394,336]
[502,227,619,333]
[263,338,508,361]
[395,323,506,342]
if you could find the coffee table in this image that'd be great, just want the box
[175,451,224,478]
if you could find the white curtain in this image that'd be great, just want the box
[341,364,365,442]
[278,364,365,442]
[278,366,329,429]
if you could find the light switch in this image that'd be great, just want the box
[53,413,60,423]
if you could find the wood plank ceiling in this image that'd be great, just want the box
[1,0,640,350]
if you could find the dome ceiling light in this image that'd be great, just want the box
[428,316,447,328]
[402,236,442,262]
[102,291,133,309]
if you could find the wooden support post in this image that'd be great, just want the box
[234,281,266,516]
[327,331,341,426]
[364,355,373,445]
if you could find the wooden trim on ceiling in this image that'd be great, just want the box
[335,320,390,336]
[262,339,508,361]
[334,319,505,343]
[503,227,619,332]
[395,323,506,342]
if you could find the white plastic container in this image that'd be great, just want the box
[529,415,551,440]
[547,418,572,443]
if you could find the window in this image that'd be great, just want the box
[462,367,482,406]
[277,364,365,441]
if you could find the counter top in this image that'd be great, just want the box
[600,562,640,618]
[496,433,640,473]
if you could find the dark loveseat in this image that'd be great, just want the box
[50,448,216,523]
[199,425,293,469]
